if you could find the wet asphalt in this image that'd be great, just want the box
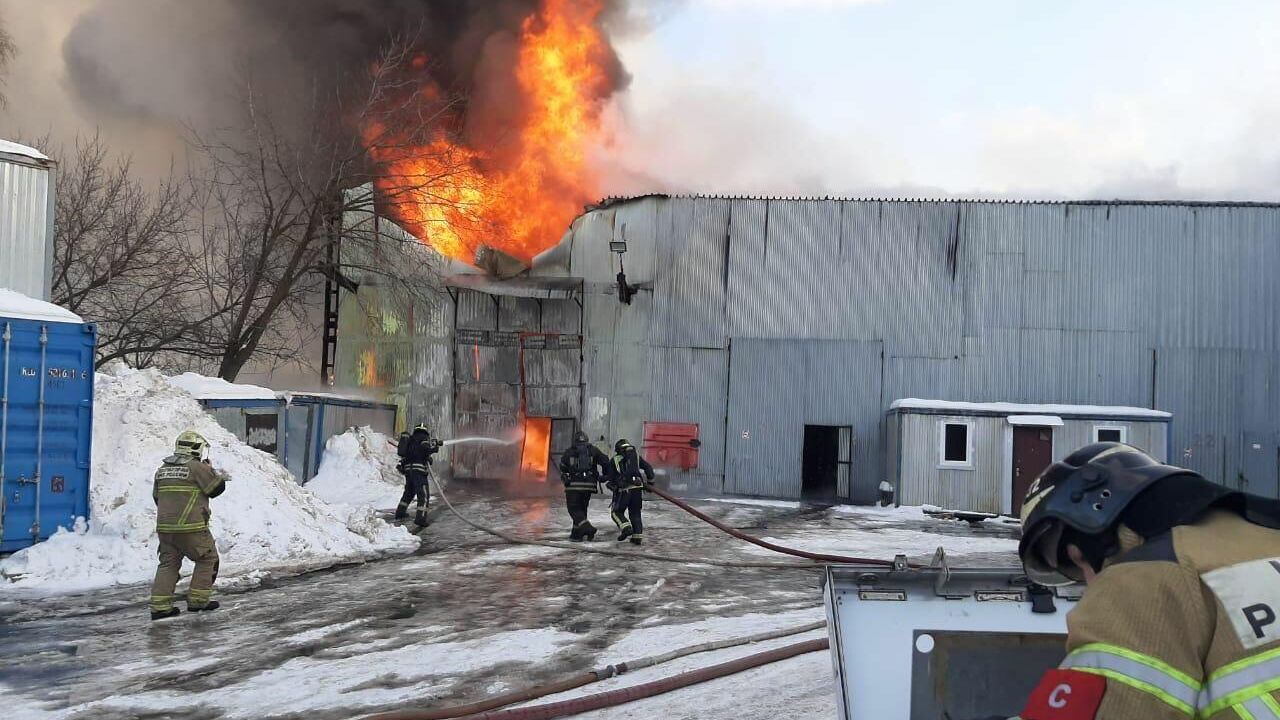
[0,489,1019,719]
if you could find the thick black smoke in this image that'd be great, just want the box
[56,0,628,149]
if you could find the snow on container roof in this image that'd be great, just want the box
[890,398,1172,419]
[0,288,82,323]
[166,372,277,401]
[0,139,51,162]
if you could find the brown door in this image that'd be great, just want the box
[1012,427,1054,515]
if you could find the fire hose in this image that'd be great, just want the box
[428,476,916,569]
[432,639,828,720]
[427,475,823,570]
[364,620,827,720]
[646,484,910,567]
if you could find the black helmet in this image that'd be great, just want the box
[413,424,429,435]
[615,439,634,454]
[573,431,589,444]
[1018,442,1199,586]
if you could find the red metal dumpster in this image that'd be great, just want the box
[642,422,700,471]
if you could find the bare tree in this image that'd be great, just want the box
[0,15,14,106]
[48,134,224,369]
[187,37,462,381]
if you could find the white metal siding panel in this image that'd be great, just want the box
[725,338,883,501]
[650,346,728,483]
[897,413,1004,513]
[649,197,729,349]
[0,159,51,298]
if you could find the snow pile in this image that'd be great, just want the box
[0,365,417,594]
[166,372,275,400]
[305,427,407,513]
[0,288,83,323]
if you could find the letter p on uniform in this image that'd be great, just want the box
[1244,603,1277,640]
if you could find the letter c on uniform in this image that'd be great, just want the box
[1049,683,1072,708]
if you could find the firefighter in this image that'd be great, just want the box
[396,424,441,527]
[558,431,610,541]
[150,430,228,620]
[1005,442,1280,720]
[607,439,655,545]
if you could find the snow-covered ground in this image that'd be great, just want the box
[1,489,1020,720]
[0,366,417,595]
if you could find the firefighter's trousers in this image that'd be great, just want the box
[565,489,597,539]
[151,529,220,611]
[610,488,644,539]
[397,470,430,521]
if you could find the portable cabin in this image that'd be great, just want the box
[886,398,1172,515]
[282,392,397,482]
[0,290,95,552]
[173,374,397,483]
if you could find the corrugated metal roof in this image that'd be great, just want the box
[593,193,1280,210]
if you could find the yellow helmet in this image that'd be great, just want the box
[175,430,208,459]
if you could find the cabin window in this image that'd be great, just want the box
[938,420,974,469]
[1093,425,1127,444]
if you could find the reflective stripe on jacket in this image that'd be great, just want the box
[1036,511,1280,719]
[153,456,225,533]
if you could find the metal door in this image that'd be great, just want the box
[1242,432,1280,499]
[1012,427,1054,515]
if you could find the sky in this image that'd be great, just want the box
[603,0,1280,199]
[3,0,1280,201]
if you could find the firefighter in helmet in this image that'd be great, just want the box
[1006,442,1280,720]
[558,431,610,541]
[150,430,229,620]
[607,439,655,545]
[396,424,441,527]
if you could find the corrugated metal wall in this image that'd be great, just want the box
[0,156,53,299]
[724,338,883,498]
[555,196,1280,502]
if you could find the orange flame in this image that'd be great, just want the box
[520,416,552,482]
[358,349,379,387]
[364,0,612,264]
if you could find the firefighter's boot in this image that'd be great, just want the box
[414,510,430,528]
[617,525,634,542]
[189,600,221,613]
[630,535,643,546]
[151,607,181,621]
[584,522,598,541]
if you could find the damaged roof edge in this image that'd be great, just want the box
[444,273,582,299]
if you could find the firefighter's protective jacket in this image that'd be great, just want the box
[153,456,226,533]
[559,441,610,492]
[401,432,440,476]
[610,450,655,490]
[1019,510,1280,720]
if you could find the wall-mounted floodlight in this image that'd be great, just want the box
[614,225,634,304]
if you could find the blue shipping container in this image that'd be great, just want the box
[0,313,95,552]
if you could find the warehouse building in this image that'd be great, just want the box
[336,194,1280,510]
